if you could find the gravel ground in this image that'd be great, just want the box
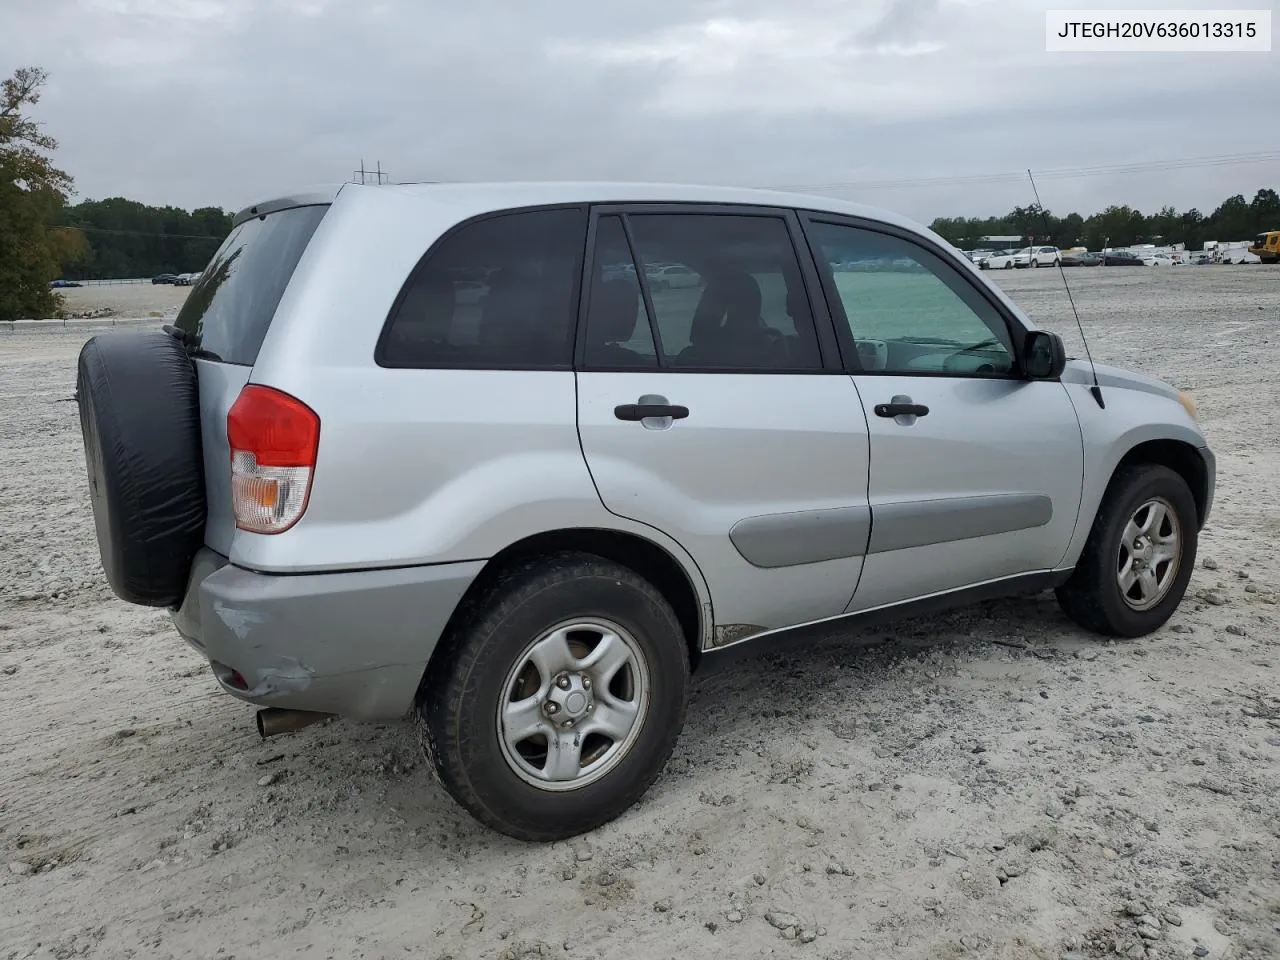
[1,265,1278,960]
[51,283,192,320]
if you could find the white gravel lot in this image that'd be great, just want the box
[53,282,192,320]
[1,266,1278,960]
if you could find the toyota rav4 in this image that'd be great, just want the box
[76,181,1215,842]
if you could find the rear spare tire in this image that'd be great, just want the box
[76,330,207,607]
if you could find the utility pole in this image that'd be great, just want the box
[352,159,390,185]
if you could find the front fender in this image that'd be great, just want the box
[1059,373,1208,570]
[1057,379,1212,569]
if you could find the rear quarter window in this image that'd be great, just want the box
[173,203,329,366]
[377,207,588,370]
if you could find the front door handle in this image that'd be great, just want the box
[614,403,690,422]
[874,402,929,418]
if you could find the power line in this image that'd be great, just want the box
[770,150,1280,193]
[65,225,225,241]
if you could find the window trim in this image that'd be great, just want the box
[373,202,590,371]
[574,202,844,376]
[573,213,666,369]
[618,213,668,365]
[796,211,1034,380]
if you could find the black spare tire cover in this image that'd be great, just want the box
[76,330,207,607]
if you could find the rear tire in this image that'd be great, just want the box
[1056,465,1198,637]
[419,551,691,842]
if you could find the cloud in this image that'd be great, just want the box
[0,0,1272,222]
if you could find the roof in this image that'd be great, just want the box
[228,178,1040,332]
[232,180,938,240]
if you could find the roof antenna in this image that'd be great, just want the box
[1027,168,1104,409]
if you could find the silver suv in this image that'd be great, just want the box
[76,182,1215,841]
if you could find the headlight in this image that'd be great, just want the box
[1177,390,1198,419]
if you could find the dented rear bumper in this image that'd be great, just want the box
[171,547,482,721]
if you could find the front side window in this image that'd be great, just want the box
[379,207,587,369]
[807,220,1017,377]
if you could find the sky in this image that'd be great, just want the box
[2,0,1275,224]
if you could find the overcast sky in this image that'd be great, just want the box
[4,0,1275,223]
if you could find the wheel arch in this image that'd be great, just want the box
[423,527,710,685]
[1110,438,1211,527]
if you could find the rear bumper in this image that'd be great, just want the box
[171,548,484,721]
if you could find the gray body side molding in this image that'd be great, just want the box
[729,506,872,568]
[869,494,1053,554]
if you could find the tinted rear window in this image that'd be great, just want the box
[377,207,587,370]
[173,203,328,365]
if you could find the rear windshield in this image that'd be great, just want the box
[173,203,329,365]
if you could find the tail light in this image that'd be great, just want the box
[227,385,320,534]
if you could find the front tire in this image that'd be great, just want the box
[1056,465,1198,637]
[419,551,691,842]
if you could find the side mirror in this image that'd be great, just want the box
[1023,330,1066,379]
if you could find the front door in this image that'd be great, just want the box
[800,216,1085,612]
[575,206,871,635]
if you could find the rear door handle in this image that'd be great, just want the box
[874,402,929,418]
[614,404,690,422]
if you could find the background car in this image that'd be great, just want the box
[1060,252,1101,267]
[645,263,701,289]
[1102,251,1145,266]
[1027,245,1061,267]
[1143,253,1174,267]
[152,273,178,284]
[980,249,1021,270]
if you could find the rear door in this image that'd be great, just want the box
[170,200,330,556]
[575,205,872,635]
[798,215,1084,612]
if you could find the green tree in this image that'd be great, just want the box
[0,66,73,322]
[1057,212,1085,247]
[59,197,231,279]
[1250,188,1280,231]
[1148,205,1180,243]
[1179,208,1205,251]
[1206,194,1252,240]
[1083,205,1147,250]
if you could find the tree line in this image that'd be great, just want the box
[56,199,233,280]
[52,188,1280,283]
[929,189,1280,252]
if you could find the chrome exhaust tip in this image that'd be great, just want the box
[255,708,332,739]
